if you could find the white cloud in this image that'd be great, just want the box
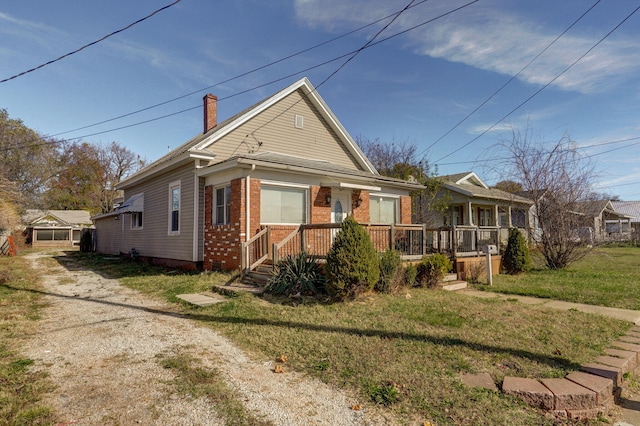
[293,0,640,94]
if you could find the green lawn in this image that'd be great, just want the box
[490,246,640,310]
[62,251,633,425]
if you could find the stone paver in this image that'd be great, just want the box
[176,293,226,306]
[540,378,596,410]
[605,348,638,370]
[502,376,554,410]
[461,372,497,391]
[566,371,614,405]
[581,363,622,386]
[595,355,634,375]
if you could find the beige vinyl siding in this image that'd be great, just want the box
[94,216,123,255]
[196,176,205,261]
[206,89,363,169]
[122,163,196,262]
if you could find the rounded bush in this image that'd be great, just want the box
[377,249,402,294]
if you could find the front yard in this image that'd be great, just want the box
[70,249,635,424]
[490,246,640,310]
[1,247,638,425]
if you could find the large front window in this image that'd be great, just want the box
[260,186,307,224]
[370,195,397,224]
[169,181,181,234]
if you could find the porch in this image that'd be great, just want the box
[242,224,506,279]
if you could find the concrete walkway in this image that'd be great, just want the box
[460,289,640,325]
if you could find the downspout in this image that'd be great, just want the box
[244,164,255,271]
[193,171,199,263]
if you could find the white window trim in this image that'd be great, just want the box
[130,212,143,230]
[369,193,400,224]
[214,183,231,226]
[168,180,181,236]
[260,183,309,225]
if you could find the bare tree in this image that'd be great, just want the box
[502,126,596,269]
[356,136,449,225]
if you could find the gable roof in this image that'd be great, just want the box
[440,172,532,204]
[118,77,377,190]
[24,210,92,226]
[612,201,640,223]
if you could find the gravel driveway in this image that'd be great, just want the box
[23,251,395,425]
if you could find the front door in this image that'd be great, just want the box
[331,190,351,223]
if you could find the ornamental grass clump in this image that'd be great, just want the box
[503,228,531,274]
[377,249,403,294]
[325,216,380,300]
[265,251,326,296]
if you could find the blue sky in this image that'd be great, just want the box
[1,0,640,199]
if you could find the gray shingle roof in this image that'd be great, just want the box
[612,201,640,223]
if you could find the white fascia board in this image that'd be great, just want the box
[321,182,382,192]
[117,152,212,190]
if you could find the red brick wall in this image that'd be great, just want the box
[352,190,370,223]
[400,195,412,224]
[311,186,331,223]
[204,178,244,271]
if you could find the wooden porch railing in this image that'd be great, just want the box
[241,224,502,273]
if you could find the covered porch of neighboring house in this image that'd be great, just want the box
[242,223,506,284]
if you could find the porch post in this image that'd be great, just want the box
[467,202,474,226]
[508,206,513,228]
[422,224,427,255]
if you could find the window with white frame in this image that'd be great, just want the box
[370,195,397,224]
[169,181,180,234]
[131,212,143,229]
[215,185,231,225]
[260,185,307,224]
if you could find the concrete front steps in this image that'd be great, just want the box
[498,326,640,421]
[438,273,467,291]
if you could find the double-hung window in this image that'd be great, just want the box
[131,212,143,229]
[260,185,307,224]
[169,181,181,234]
[215,185,231,225]
[370,195,398,224]
[478,207,492,226]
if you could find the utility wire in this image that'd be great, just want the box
[418,0,601,158]
[1,1,181,84]
[49,0,432,138]
[434,4,640,164]
[1,0,479,152]
[246,0,421,138]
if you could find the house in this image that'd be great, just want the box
[428,172,534,250]
[92,78,422,271]
[574,200,634,242]
[611,201,640,237]
[22,209,93,248]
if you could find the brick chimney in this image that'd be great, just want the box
[203,94,217,133]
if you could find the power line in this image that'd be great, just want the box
[48,0,432,138]
[1,0,480,153]
[0,0,181,84]
[434,3,640,164]
[418,0,601,158]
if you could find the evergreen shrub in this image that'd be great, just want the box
[325,216,380,300]
[503,228,531,274]
[416,253,452,288]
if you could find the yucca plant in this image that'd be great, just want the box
[265,251,326,296]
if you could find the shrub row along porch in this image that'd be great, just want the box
[243,223,504,277]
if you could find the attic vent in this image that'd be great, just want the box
[294,114,304,129]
